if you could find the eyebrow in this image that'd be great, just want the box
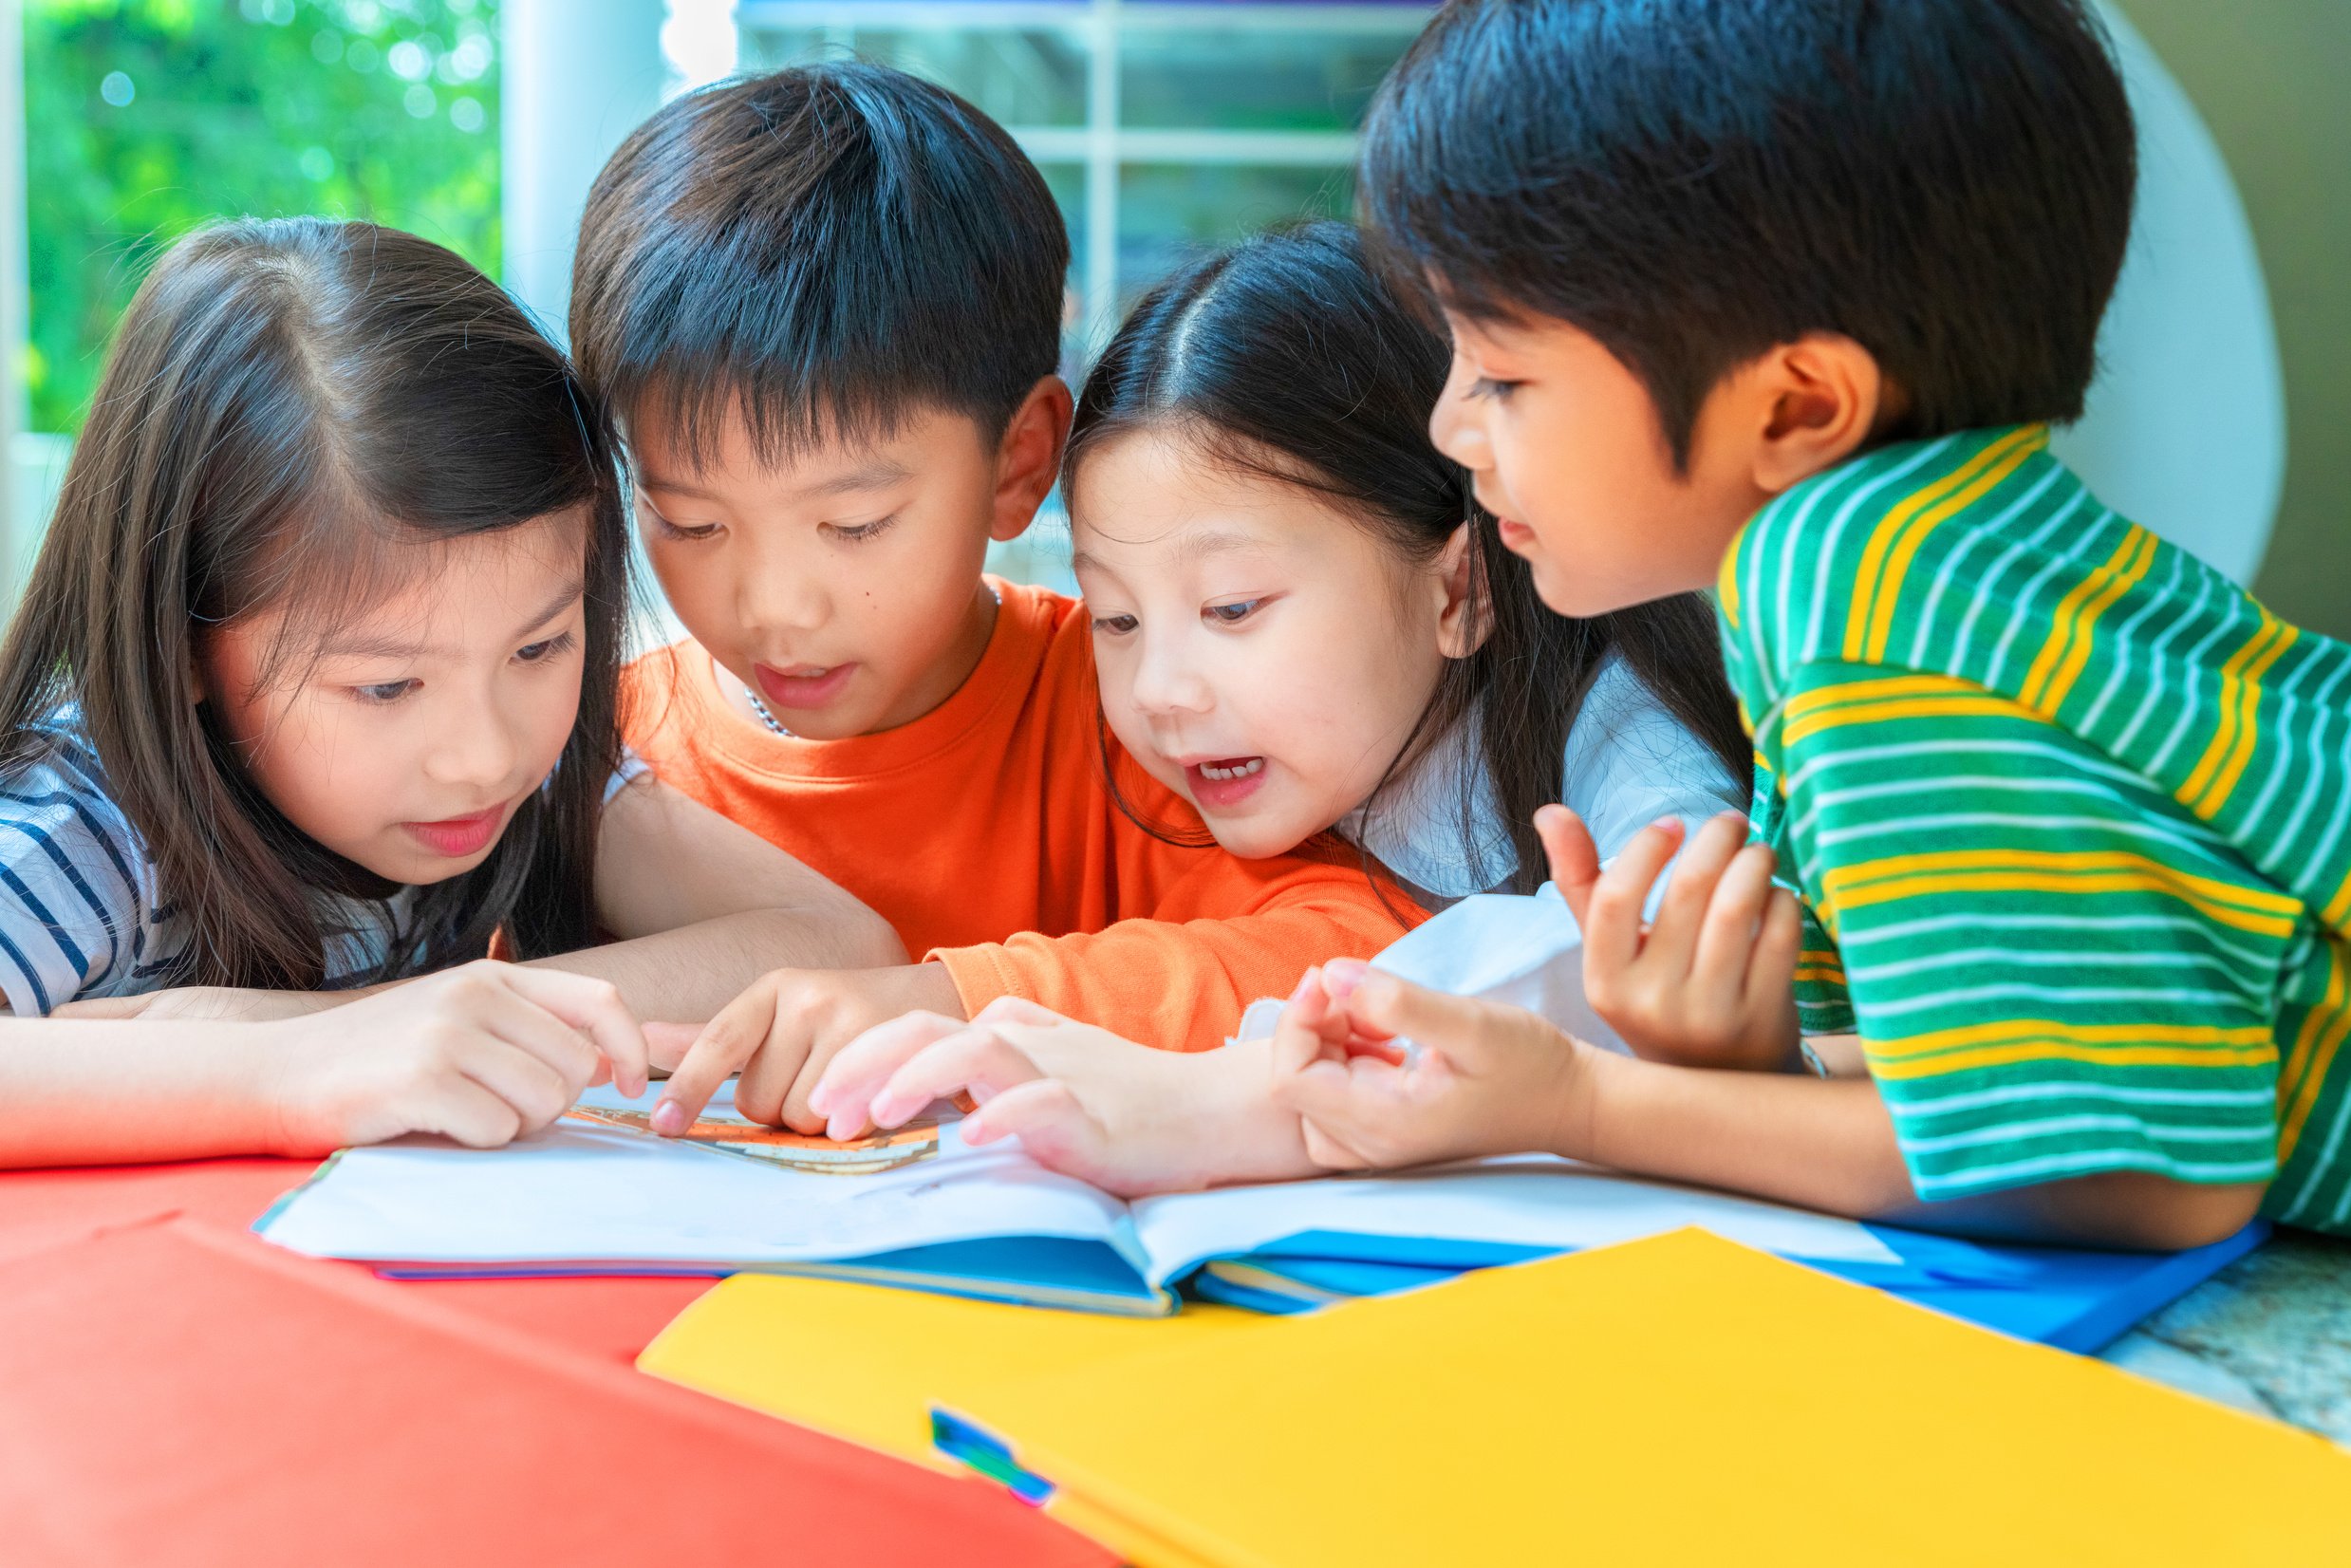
[317,577,587,663]
[635,458,915,503]
[1070,528,1271,575]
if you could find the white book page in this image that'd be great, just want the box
[1127,1158,1902,1290]
[258,1084,1131,1268]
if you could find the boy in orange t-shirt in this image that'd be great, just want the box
[569,65,1422,1133]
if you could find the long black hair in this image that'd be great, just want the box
[1065,222,1749,894]
[0,217,628,988]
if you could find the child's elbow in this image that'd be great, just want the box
[841,903,912,968]
[2060,1174,2265,1251]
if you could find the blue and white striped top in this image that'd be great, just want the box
[0,712,425,1016]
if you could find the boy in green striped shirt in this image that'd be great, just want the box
[1269,0,2351,1246]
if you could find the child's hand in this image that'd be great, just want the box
[1272,960,1595,1170]
[810,997,1311,1196]
[649,963,963,1134]
[1539,805,1801,1072]
[262,960,649,1153]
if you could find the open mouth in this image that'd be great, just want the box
[1184,756,1270,809]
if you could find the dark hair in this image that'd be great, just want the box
[1360,0,2137,465]
[569,62,1070,467]
[1065,222,1748,895]
[0,217,628,990]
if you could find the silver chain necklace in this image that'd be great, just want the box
[744,687,793,737]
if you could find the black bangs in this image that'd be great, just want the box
[571,63,1070,470]
[1359,0,2137,467]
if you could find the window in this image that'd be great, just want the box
[729,1,1435,586]
[21,0,501,439]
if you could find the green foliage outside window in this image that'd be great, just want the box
[23,0,501,434]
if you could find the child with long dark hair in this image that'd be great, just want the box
[811,222,1751,1174]
[1063,220,1745,904]
[0,217,898,1167]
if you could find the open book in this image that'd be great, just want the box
[253,1084,2256,1345]
[256,1084,1898,1316]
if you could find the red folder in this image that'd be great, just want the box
[0,1217,1109,1568]
[0,1154,713,1364]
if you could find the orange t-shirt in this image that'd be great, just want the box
[621,580,1427,1052]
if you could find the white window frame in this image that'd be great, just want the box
[733,1,1434,350]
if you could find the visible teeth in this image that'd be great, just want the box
[1199,757,1265,782]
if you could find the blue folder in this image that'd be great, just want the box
[1189,1221,2267,1353]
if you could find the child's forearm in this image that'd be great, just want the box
[526,906,910,1024]
[0,1017,284,1167]
[1566,1050,2264,1248]
[1570,1051,1918,1216]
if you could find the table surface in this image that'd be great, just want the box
[2101,1227,2351,1444]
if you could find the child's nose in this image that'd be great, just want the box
[1129,642,1214,716]
[429,709,519,789]
[739,557,830,635]
[1428,369,1491,471]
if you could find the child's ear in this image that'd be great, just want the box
[1432,521,1490,660]
[1745,332,1886,495]
[989,375,1075,544]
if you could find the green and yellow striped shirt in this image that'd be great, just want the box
[1721,425,2351,1231]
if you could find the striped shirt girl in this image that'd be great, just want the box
[1720,424,2351,1232]
[0,712,421,1015]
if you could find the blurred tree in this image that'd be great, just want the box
[23,0,500,433]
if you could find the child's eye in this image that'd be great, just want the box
[352,680,419,705]
[642,502,718,542]
[1090,613,1139,637]
[1204,599,1263,626]
[827,513,900,544]
[515,630,577,665]
[1468,377,1521,402]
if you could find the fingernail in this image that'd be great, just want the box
[1289,966,1321,1002]
[650,1099,687,1136]
[1651,815,1682,832]
[1323,960,1367,1000]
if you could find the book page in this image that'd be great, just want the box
[257,1085,1132,1270]
[1126,1157,1903,1289]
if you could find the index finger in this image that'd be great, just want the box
[869,1027,1050,1129]
[1581,817,1686,975]
[651,984,774,1132]
[810,1009,970,1128]
[498,965,650,1099]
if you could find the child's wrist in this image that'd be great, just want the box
[1539,1034,1609,1164]
[1203,1037,1321,1185]
[246,1019,333,1156]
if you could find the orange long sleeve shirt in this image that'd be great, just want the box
[622,580,1427,1051]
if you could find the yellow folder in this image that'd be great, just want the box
[936,1228,2351,1568]
[638,1272,1265,1474]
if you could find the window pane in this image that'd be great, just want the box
[1117,162,1353,310]
[737,26,1087,126]
[1117,22,1419,133]
[23,0,502,435]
